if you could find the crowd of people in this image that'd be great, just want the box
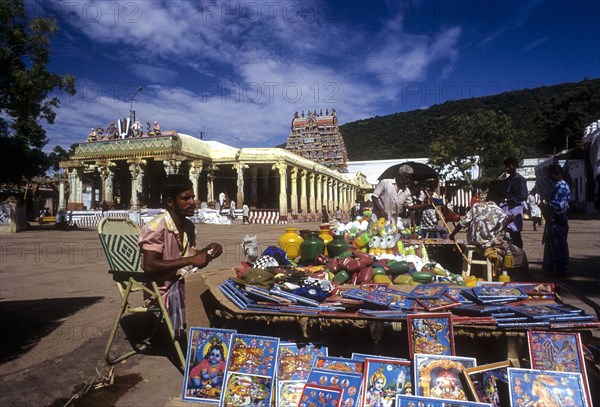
[365,158,572,279]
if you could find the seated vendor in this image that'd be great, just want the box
[448,193,527,277]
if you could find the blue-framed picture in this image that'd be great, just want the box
[182,327,236,403]
[396,394,492,406]
[527,331,591,406]
[361,357,412,407]
[507,368,588,407]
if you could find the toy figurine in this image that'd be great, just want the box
[132,119,143,137]
[96,124,104,140]
[106,121,117,139]
[153,120,161,135]
[87,127,97,142]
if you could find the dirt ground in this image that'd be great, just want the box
[0,217,598,407]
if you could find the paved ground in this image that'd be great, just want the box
[0,217,598,407]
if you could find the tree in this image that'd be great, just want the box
[428,109,524,188]
[46,144,76,174]
[0,0,76,183]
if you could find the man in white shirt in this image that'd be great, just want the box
[372,165,414,226]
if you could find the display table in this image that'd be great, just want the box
[185,270,600,366]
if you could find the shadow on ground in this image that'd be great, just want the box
[0,296,103,363]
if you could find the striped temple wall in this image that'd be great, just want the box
[65,208,295,228]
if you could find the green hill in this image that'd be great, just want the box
[339,78,600,160]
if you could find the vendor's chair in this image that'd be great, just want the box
[98,218,185,368]
[462,244,494,281]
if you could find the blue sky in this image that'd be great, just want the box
[29,0,600,151]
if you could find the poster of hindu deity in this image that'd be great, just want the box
[396,394,492,406]
[413,354,477,401]
[361,357,412,407]
[276,342,328,407]
[298,384,342,407]
[182,327,236,403]
[462,361,511,407]
[220,333,280,406]
[527,330,591,405]
[507,368,588,407]
[407,313,454,358]
[305,368,363,407]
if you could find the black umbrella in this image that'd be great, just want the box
[377,161,439,183]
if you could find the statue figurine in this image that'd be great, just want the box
[146,122,152,136]
[106,121,117,139]
[87,127,97,142]
[132,119,143,137]
[96,124,104,140]
[153,120,161,136]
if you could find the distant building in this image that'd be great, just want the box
[285,109,348,172]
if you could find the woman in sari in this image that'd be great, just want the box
[540,164,571,277]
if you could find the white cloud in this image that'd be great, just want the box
[522,37,549,52]
[42,0,466,150]
[364,26,461,86]
[127,64,179,83]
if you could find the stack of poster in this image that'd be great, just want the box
[218,278,598,331]
[276,342,328,406]
[220,333,280,406]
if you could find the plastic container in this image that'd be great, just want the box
[318,224,333,256]
[300,231,325,262]
[327,234,349,258]
[278,227,304,258]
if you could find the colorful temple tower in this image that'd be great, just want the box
[285,109,348,172]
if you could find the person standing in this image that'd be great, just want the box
[100,200,109,218]
[242,203,250,224]
[372,165,414,226]
[540,164,571,277]
[500,157,528,248]
[321,205,330,223]
[526,187,542,231]
[350,201,361,220]
[138,174,223,333]
[334,206,342,222]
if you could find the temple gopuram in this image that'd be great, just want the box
[285,109,349,172]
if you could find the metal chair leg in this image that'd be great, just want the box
[104,281,145,365]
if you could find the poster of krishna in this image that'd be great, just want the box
[182,327,236,403]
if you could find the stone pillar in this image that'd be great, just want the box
[99,164,115,205]
[262,165,269,207]
[67,168,84,210]
[322,175,328,212]
[250,166,258,205]
[128,163,140,210]
[234,162,248,208]
[333,179,339,211]
[189,160,203,202]
[309,172,316,213]
[327,177,333,211]
[206,164,218,204]
[300,169,308,216]
[58,179,66,211]
[316,174,323,213]
[273,162,288,218]
[163,159,181,175]
[290,167,298,216]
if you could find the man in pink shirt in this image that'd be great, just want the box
[139,174,222,332]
